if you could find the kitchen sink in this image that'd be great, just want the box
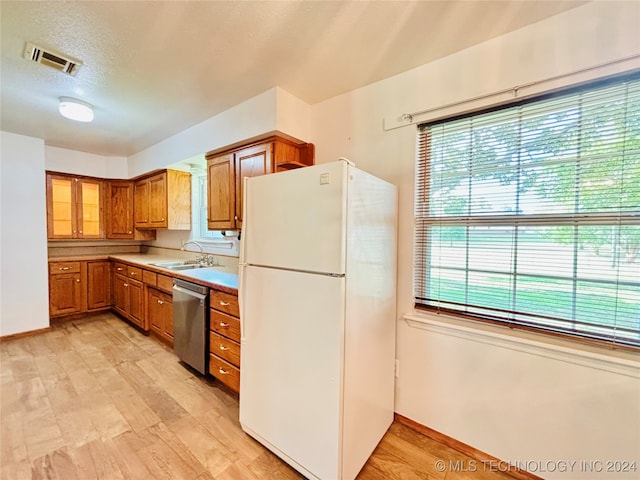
[151,261,204,271]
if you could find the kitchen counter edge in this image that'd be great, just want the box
[48,254,238,294]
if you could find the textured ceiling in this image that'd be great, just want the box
[0,1,586,157]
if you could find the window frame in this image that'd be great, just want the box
[413,71,640,351]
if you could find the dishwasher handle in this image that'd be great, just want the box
[173,284,207,301]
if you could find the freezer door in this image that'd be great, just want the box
[241,161,347,274]
[239,265,344,480]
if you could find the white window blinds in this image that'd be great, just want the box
[414,72,640,348]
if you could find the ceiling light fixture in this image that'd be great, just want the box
[58,97,94,122]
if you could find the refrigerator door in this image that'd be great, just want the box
[239,265,345,480]
[241,160,348,275]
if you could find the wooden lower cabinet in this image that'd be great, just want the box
[127,279,144,328]
[87,261,111,310]
[49,271,84,316]
[49,260,111,317]
[148,287,173,345]
[209,289,240,392]
[112,267,145,330]
[112,273,127,314]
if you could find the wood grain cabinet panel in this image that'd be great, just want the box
[106,181,134,238]
[210,310,241,343]
[234,142,273,230]
[111,264,146,331]
[46,172,104,240]
[49,271,84,316]
[49,260,111,318]
[87,261,111,310]
[112,273,127,316]
[206,154,235,230]
[106,181,155,241]
[127,279,144,329]
[209,288,241,393]
[210,331,240,366]
[134,170,191,230]
[148,287,173,345]
[206,136,314,231]
[134,180,149,226]
[208,354,240,392]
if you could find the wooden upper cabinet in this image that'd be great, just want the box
[206,135,314,231]
[46,172,104,240]
[148,173,167,227]
[133,179,149,226]
[106,181,134,238]
[207,153,235,230]
[134,170,191,230]
[234,143,273,229]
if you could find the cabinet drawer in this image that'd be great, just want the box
[210,290,239,317]
[142,269,157,285]
[157,274,173,293]
[210,309,240,343]
[127,266,142,279]
[113,262,128,275]
[209,331,240,367]
[49,261,81,274]
[209,354,240,392]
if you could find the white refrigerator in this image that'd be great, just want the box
[238,159,398,480]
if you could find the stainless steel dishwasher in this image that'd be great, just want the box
[173,278,209,375]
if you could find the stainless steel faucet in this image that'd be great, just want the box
[180,241,220,266]
[181,240,204,263]
[181,240,204,253]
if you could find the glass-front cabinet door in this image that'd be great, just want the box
[48,175,74,238]
[78,180,102,238]
[46,173,104,239]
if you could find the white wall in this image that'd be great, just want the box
[0,132,50,336]
[275,87,311,144]
[309,2,640,478]
[128,87,282,177]
[45,145,128,178]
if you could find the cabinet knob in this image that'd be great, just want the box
[219,322,229,328]
[124,283,129,287]
[59,267,70,271]
[218,368,229,375]
[234,216,238,220]
[161,218,165,221]
[128,231,132,234]
[117,268,124,271]
[76,278,80,283]
[130,272,136,276]
[79,230,82,233]
[157,300,164,305]
[219,301,230,306]
[218,344,228,351]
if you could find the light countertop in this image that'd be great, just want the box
[50,253,239,294]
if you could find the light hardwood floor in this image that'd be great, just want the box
[1,313,516,480]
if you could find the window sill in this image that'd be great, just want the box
[404,310,640,378]
[190,238,234,249]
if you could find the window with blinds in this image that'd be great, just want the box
[414,72,640,348]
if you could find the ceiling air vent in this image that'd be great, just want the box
[23,42,82,76]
